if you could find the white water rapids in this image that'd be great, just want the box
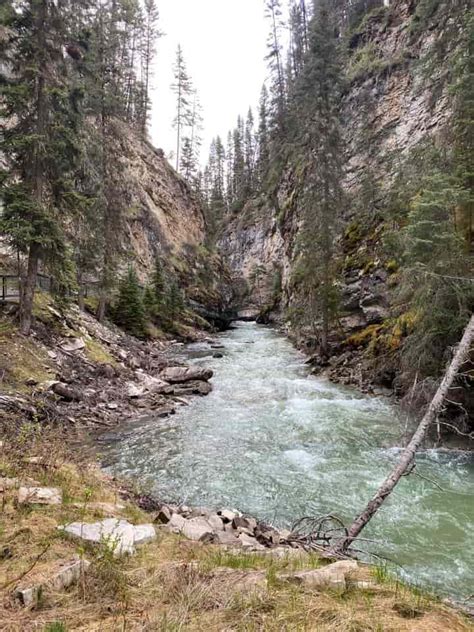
[102,322,474,601]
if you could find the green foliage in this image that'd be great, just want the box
[113,267,146,338]
[166,281,184,321]
[390,170,473,381]
[44,622,68,632]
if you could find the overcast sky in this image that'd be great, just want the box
[149,0,270,167]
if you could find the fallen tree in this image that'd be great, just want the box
[331,314,474,556]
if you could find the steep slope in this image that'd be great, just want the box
[220,0,469,352]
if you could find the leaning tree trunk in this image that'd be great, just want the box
[331,314,474,556]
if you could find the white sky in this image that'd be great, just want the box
[149,0,270,167]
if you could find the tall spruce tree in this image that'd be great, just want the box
[293,0,344,355]
[0,0,82,334]
[114,266,146,337]
[171,45,193,172]
[264,0,286,133]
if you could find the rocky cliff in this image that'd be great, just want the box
[220,0,466,349]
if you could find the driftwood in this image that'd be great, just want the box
[331,314,474,556]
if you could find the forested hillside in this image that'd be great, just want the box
[213,0,473,430]
[0,0,230,342]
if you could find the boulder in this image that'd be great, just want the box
[280,560,358,589]
[126,383,146,398]
[155,506,172,524]
[18,486,62,506]
[215,531,242,547]
[232,516,257,534]
[182,517,216,542]
[213,353,224,359]
[166,513,187,533]
[173,380,213,396]
[238,533,265,551]
[52,382,82,402]
[160,366,213,384]
[136,373,171,394]
[60,338,85,353]
[207,513,225,532]
[60,518,156,556]
[219,509,237,523]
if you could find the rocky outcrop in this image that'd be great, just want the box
[219,0,465,368]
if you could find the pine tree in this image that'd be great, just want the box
[0,0,82,335]
[140,0,161,134]
[143,284,157,317]
[264,0,286,134]
[293,0,344,355]
[152,256,166,303]
[244,107,256,196]
[257,85,270,183]
[167,280,184,320]
[114,267,146,337]
[171,45,193,172]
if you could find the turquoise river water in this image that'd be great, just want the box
[102,322,474,601]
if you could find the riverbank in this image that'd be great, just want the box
[1,428,472,631]
[0,294,216,434]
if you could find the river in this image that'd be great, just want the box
[102,321,474,601]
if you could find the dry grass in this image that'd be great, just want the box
[0,430,472,632]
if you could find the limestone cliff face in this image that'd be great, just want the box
[110,121,232,317]
[220,0,463,329]
[112,121,204,275]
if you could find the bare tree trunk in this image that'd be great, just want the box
[331,314,474,556]
[19,243,41,335]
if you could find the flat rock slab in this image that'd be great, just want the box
[16,558,90,607]
[164,514,216,542]
[60,338,85,352]
[280,560,359,589]
[18,486,62,505]
[60,518,156,556]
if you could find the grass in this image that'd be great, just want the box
[0,429,472,631]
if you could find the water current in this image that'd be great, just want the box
[102,322,474,600]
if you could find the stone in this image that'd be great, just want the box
[166,513,187,533]
[133,524,157,546]
[60,338,85,353]
[18,486,62,506]
[52,382,82,402]
[126,383,146,398]
[256,527,281,546]
[182,517,215,542]
[215,531,242,547]
[0,477,19,492]
[280,560,358,589]
[136,373,171,394]
[16,558,90,607]
[233,516,257,533]
[60,518,156,556]
[207,513,225,532]
[173,380,213,396]
[160,366,213,384]
[155,506,172,524]
[218,509,236,523]
[107,402,119,410]
[213,352,224,359]
[238,533,265,551]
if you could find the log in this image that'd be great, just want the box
[331,314,474,556]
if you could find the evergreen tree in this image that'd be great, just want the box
[257,84,270,183]
[152,256,166,303]
[293,0,344,355]
[264,0,286,134]
[171,45,193,172]
[244,107,256,196]
[114,266,146,337]
[143,284,157,317]
[140,0,161,134]
[167,280,184,320]
[0,0,82,335]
